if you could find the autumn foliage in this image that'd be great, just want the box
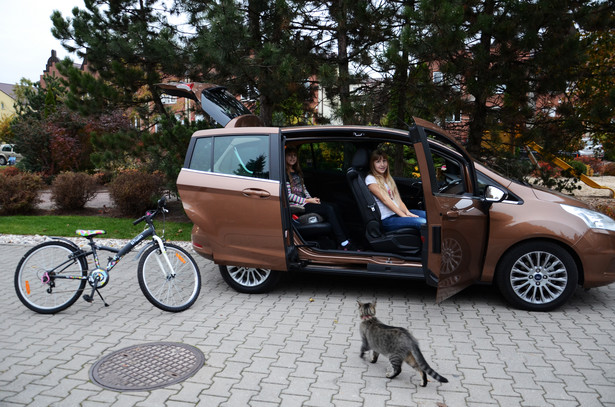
[0,167,44,215]
[51,172,99,210]
[108,169,164,216]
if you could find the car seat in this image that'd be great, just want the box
[346,149,422,255]
[290,206,335,249]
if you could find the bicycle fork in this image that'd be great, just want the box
[151,235,177,279]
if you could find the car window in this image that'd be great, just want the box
[2,145,10,152]
[432,150,466,195]
[299,142,350,173]
[213,135,270,179]
[189,137,213,172]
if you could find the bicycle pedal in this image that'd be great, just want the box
[83,294,93,303]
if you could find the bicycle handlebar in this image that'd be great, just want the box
[132,197,168,225]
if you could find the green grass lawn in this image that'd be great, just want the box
[0,215,192,241]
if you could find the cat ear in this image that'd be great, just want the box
[357,300,362,307]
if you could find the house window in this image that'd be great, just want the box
[161,94,177,105]
[446,111,462,123]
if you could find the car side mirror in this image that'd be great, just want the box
[484,185,506,203]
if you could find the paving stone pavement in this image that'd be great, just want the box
[1,242,614,407]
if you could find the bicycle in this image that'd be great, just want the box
[14,197,201,314]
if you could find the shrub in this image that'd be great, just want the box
[0,166,21,177]
[576,156,604,175]
[567,160,588,176]
[602,162,615,176]
[0,171,44,214]
[51,172,99,210]
[92,170,114,185]
[531,165,582,195]
[594,203,615,220]
[109,169,163,216]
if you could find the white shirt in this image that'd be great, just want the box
[365,174,397,220]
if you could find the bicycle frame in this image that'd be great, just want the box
[49,206,176,305]
[15,196,201,314]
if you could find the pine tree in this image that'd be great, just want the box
[51,0,190,120]
[394,0,614,156]
[181,0,315,126]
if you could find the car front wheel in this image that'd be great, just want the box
[219,265,280,293]
[495,241,578,311]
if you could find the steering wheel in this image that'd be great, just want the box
[438,179,462,194]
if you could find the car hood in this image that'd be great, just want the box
[157,82,262,128]
[528,184,590,208]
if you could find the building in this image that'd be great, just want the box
[0,83,16,120]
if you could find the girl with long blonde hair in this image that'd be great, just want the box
[365,150,426,232]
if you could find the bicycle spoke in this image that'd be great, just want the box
[15,242,87,314]
[137,244,201,312]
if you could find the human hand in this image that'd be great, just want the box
[307,197,321,204]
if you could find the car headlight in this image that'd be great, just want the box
[561,204,615,232]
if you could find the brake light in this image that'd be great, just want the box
[177,83,194,91]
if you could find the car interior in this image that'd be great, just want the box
[286,140,425,257]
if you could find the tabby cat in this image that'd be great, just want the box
[357,300,448,387]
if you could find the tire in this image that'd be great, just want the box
[495,241,578,311]
[0,156,6,166]
[219,265,280,294]
[137,243,201,312]
[14,241,88,314]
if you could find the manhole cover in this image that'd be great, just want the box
[89,342,205,391]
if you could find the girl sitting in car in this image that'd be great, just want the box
[366,150,426,232]
[285,146,355,250]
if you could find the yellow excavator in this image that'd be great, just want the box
[526,141,614,198]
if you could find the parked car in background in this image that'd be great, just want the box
[0,144,22,165]
[161,82,615,312]
[577,136,604,158]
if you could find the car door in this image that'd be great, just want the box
[177,128,287,270]
[412,118,489,302]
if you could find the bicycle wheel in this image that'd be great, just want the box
[137,243,201,312]
[14,241,88,314]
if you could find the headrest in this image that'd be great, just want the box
[351,149,370,168]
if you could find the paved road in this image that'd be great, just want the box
[1,243,614,407]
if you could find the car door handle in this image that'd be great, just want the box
[242,188,271,198]
[446,210,459,219]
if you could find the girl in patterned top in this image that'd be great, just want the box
[286,146,355,250]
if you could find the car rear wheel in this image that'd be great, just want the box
[495,241,578,311]
[219,265,280,293]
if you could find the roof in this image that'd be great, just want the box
[0,83,16,99]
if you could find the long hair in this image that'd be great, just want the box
[369,150,400,203]
[285,145,304,188]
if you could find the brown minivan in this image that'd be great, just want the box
[163,82,615,311]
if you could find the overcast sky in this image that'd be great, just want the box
[0,0,84,85]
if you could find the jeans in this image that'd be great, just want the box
[381,210,426,232]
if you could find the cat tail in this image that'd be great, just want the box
[409,346,449,383]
